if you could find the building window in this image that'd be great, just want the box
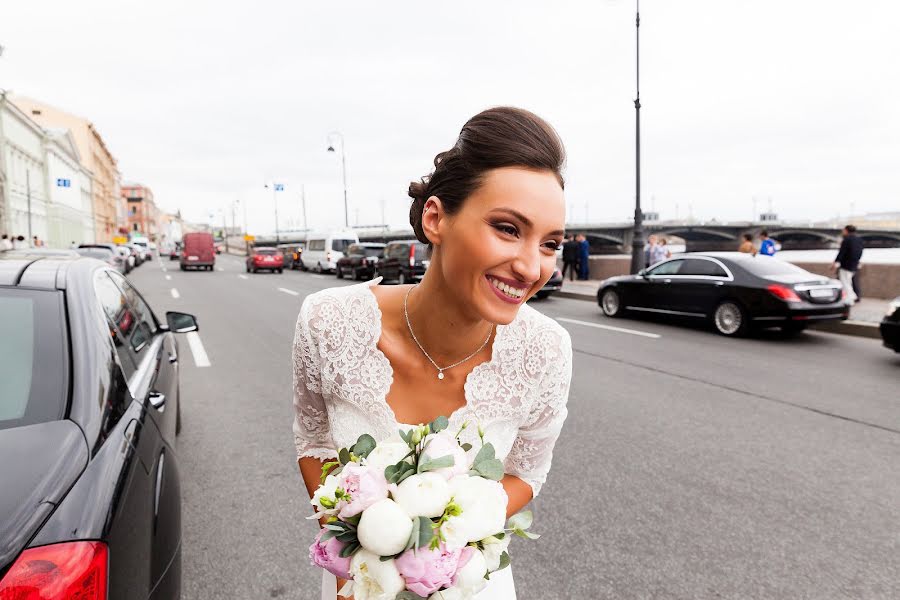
[133,223,138,231]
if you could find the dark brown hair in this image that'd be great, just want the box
[408,107,566,245]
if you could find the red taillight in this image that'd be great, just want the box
[409,245,415,268]
[767,284,801,303]
[0,541,108,600]
[326,252,332,262]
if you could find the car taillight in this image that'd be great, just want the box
[0,541,108,600]
[767,284,801,303]
[409,245,415,268]
[327,252,332,262]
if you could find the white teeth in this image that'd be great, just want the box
[490,278,524,299]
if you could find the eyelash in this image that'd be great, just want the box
[493,223,561,251]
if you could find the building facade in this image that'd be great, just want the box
[13,96,120,242]
[121,182,161,240]
[0,93,49,244]
[44,129,94,246]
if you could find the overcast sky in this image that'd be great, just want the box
[2,1,898,234]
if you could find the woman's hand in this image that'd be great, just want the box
[336,577,353,600]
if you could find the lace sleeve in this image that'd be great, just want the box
[504,323,572,499]
[292,295,338,462]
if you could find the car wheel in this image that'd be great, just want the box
[534,291,550,300]
[316,262,323,274]
[399,272,407,285]
[600,288,624,317]
[278,268,283,274]
[246,264,250,272]
[336,265,344,279]
[713,300,748,337]
[180,264,186,271]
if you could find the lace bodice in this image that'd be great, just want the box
[292,277,572,497]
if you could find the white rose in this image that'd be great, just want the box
[311,473,340,512]
[421,432,469,479]
[393,473,452,518]
[357,499,414,556]
[480,534,511,572]
[365,441,411,475]
[448,549,488,597]
[349,549,405,600]
[441,476,507,550]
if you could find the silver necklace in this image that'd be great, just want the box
[403,284,494,381]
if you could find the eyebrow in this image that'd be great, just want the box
[489,208,565,237]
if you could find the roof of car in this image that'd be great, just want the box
[0,254,83,289]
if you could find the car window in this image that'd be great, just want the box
[332,239,354,253]
[0,289,68,430]
[309,239,324,251]
[94,271,138,378]
[364,247,384,258]
[389,244,407,259]
[414,243,430,261]
[256,248,278,255]
[108,273,159,356]
[678,259,728,277]
[76,248,114,260]
[647,259,684,276]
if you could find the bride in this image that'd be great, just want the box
[293,106,573,600]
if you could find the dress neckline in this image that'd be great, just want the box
[360,276,507,426]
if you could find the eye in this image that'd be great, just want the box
[543,241,561,251]
[493,223,519,237]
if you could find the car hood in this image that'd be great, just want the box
[0,420,88,572]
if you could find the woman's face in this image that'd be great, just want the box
[428,167,566,325]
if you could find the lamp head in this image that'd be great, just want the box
[327,145,335,152]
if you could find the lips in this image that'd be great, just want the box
[485,274,529,303]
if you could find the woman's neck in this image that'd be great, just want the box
[403,271,494,364]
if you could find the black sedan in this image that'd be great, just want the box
[0,254,196,598]
[532,268,563,300]
[596,252,849,336]
[336,243,385,280]
[880,297,900,353]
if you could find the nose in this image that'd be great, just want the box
[510,243,542,285]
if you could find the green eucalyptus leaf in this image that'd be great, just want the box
[461,443,473,452]
[339,541,360,558]
[467,469,481,477]
[506,510,533,531]
[351,434,377,458]
[396,469,416,484]
[498,551,511,570]
[416,516,434,550]
[417,455,454,474]
[338,448,351,465]
[430,415,449,433]
[473,443,495,466]
[336,530,359,543]
[324,523,345,532]
[396,592,428,600]
[475,458,504,481]
[319,530,337,542]
[405,517,421,552]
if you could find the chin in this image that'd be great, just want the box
[477,275,528,325]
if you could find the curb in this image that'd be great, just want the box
[551,289,882,340]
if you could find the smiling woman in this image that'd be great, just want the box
[293,107,573,600]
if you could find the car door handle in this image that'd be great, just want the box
[663,279,672,284]
[148,391,166,409]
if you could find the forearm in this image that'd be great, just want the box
[501,474,534,519]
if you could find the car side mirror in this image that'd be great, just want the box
[638,269,649,278]
[166,311,199,333]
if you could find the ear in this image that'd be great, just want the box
[421,196,445,246]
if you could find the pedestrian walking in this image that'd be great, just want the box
[738,233,757,255]
[643,234,658,268]
[758,230,777,256]
[0,234,12,251]
[13,235,28,250]
[577,233,590,280]
[852,267,862,300]
[561,235,579,281]
[651,237,671,265]
[33,236,43,248]
[832,224,864,304]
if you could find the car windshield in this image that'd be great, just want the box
[414,243,430,260]
[76,248,114,260]
[256,248,278,255]
[0,289,67,430]
[364,247,383,258]
[741,257,810,277]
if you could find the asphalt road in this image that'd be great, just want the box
[129,253,900,600]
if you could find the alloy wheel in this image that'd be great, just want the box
[601,289,621,317]
[714,301,745,336]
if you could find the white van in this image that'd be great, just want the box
[303,231,359,273]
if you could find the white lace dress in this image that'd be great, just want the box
[292,277,573,600]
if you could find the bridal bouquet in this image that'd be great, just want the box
[307,417,538,600]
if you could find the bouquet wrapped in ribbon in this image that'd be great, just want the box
[307,416,538,600]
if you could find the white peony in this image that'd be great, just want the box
[480,534,511,572]
[348,549,405,600]
[364,440,411,475]
[420,432,469,479]
[311,473,340,513]
[393,473,452,518]
[433,549,488,599]
[441,476,508,550]
[357,499,414,556]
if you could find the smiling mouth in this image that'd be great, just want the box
[486,275,528,300]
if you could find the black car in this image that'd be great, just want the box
[336,243,385,280]
[880,297,900,352]
[596,252,849,337]
[532,268,563,300]
[376,240,430,285]
[0,254,196,598]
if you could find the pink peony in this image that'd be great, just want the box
[394,542,465,597]
[309,528,352,580]
[336,463,388,519]
[452,546,476,587]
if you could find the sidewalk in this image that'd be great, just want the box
[554,278,887,339]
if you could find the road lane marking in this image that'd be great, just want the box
[278,287,300,296]
[311,274,327,279]
[556,317,661,339]
[238,274,248,280]
[170,288,180,299]
[217,267,225,271]
[161,267,167,272]
[165,275,172,281]
[186,332,211,367]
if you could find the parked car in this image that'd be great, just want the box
[169,241,182,261]
[180,232,216,271]
[596,252,849,337]
[303,231,360,273]
[277,243,304,270]
[75,244,126,274]
[116,245,135,273]
[131,237,152,261]
[213,238,224,255]
[531,268,563,300]
[880,296,900,353]
[125,243,144,267]
[246,247,284,273]
[0,253,195,599]
[336,243,385,280]
[376,240,430,284]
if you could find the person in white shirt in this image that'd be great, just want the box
[0,234,13,251]
[12,235,29,250]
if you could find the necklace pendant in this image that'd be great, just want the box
[437,371,445,380]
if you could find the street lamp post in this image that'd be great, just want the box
[327,132,349,228]
[265,183,282,244]
[629,0,645,275]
